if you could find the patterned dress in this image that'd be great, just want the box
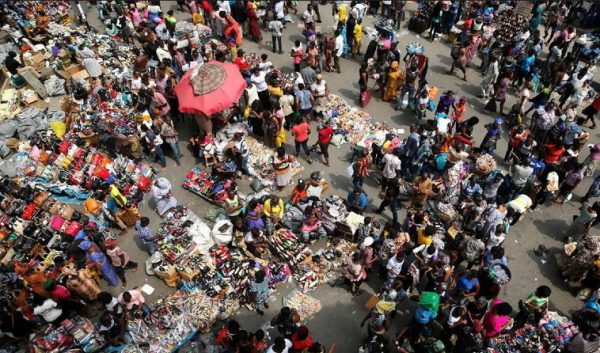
[250,279,270,311]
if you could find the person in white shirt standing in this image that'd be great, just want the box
[334,29,344,73]
[269,15,284,54]
[381,148,402,191]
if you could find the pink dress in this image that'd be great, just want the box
[131,9,142,27]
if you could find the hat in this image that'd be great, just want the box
[391,61,399,69]
[559,114,567,121]
[316,73,323,80]
[79,240,92,250]
[297,179,305,186]
[459,96,467,102]
[362,237,374,248]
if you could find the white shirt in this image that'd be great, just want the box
[106,296,124,314]
[386,256,404,277]
[267,339,292,353]
[269,20,284,37]
[311,80,327,96]
[335,35,344,57]
[34,299,62,322]
[506,194,533,214]
[217,1,231,14]
[303,9,315,23]
[436,116,452,134]
[251,72,268,92]
[274,1,285,19]
[382,153,401,179]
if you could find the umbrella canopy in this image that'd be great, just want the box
[174,61,246,116]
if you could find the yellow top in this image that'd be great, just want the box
[263,198,285,218]
[354,23,363,42]
[417,228,433,246]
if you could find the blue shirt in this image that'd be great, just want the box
[520,55,535,72]
[462,181,483,197]
[296,89,313,110]
[585,298,600,314]
[457,275,479,292]
[348,191,368,209]
[563,122,582,145]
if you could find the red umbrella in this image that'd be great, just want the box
[174,61,247,116]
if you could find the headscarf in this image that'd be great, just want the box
[152,177,172,198]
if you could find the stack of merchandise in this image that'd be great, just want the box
[321,195,350,233]
[487,312,578,353]
[283,289,322,321]
[62,316,106,352]
[246,136,303,186]
[211,245,258,303]
[182,168,237,205]
[268,228,313,267]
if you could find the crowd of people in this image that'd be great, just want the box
[0,0,599,353]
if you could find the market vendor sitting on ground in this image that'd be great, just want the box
[245,227,270,257]
[347,187,369,214]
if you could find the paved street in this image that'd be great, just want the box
[82,2,599,352]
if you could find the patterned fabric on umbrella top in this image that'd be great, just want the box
[190,63,227,95]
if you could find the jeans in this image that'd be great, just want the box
[169,141,181,162]
[154,146,166,167]
[240,155,249,175]
[272,35,282,53]
[396,85,416,109]
[144,242,156,255]
[295,139,310,157]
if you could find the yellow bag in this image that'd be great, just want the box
[49,121,67,139]
[243,106,251,119]
[428,86,439,100]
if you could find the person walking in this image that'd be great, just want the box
[135,216,158,255]
[291,117,312,164]
[334,29,344,73]
[250,270,270,315]
[160,116,181,165]
[315,121,333,166]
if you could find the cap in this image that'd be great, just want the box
[362,237,374,247]
[297,179,305,185]
[559,114,567,121]
[316,73,323,80]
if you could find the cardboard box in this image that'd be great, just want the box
[31,52,46,70]
[64,64,89,80]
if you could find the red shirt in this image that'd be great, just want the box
[318,126,333,144]
[292,123,310,142]
[291,334,314,350]
[592,95,600,111]
[200,0,213,14]
[544,144,565,164]
[234,57,249,71]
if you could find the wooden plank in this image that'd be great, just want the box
[19,69,48,98]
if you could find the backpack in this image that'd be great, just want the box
[451,44,461,60]
[425,337,445,353]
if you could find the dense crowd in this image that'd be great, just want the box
[0,0,600,353]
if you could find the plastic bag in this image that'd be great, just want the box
[419,291,440,312]
[49,121,66,139]
[212,219,233,245]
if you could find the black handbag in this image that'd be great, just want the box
[484,98,497,112]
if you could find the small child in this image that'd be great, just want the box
[250,270,270,315]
